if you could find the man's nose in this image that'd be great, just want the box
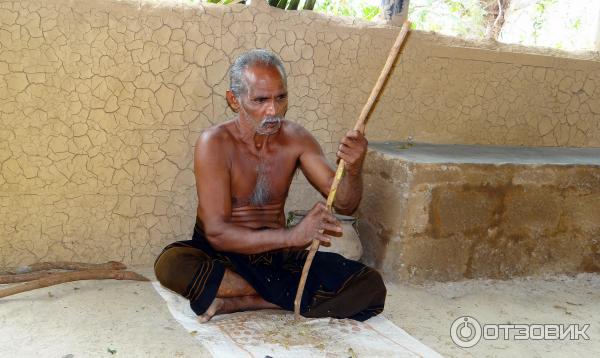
[265,99,276,115]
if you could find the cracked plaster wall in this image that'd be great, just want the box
[1,0,599,266]
[368,37,600,147]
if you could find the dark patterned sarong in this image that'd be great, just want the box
[154,221,386,321]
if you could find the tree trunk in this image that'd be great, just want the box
[381,0,409,22]
[483,0,512,40]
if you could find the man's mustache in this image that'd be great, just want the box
[260,115,283,124]
[255,115,283,135]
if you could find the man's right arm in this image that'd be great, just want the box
[194,131,340,254]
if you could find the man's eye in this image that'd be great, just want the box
[254,98,267,103]
[277,95,288,101]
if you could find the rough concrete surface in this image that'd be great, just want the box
[1,0,600,267]
[1,267,599,357]
[386,273,600,358]
[0,267,210,358]
[359,143,600,281]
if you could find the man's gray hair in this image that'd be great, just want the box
[229,49,287,98]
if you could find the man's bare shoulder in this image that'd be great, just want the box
[280,120,322,151]
[280,120,317,143]
[195,120,236,151]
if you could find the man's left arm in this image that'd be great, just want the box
[299,129,367,215]
[331,130,367,215]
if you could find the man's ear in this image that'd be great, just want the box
[226,90,240,113]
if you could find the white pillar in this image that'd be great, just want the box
[595,3,600,50]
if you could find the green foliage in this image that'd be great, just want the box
[534,0,557,13]
[315,0,355,17]
[408,0,487,38]
[188,0,373,20]
[304,0,317,10]
[361,5,380,21]
[313,0,380,20]
[285,211,296,227]
[287,0,301,10]
[107,348,117,355]
[532,0,557,43]
[204,0,244,4]
[446,1,465,14]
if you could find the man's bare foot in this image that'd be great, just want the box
[198,297,225,323]
[197,295,279,323]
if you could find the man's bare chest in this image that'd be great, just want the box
[229,149,299,207]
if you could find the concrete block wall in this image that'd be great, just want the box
[1,0,599,266]
[358,145,600,281]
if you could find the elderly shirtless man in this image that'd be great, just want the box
[154,49,386,322]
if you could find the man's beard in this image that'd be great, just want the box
[255,115,283,135]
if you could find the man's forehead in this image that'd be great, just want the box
[243,64,286,89]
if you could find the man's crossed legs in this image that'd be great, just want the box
[154,232,386,323]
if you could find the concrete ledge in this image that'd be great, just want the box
[358,142,600,281]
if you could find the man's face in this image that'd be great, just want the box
[237,64,288,135]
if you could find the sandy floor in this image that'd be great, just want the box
[384,274,600,357]
[1,268,599,357]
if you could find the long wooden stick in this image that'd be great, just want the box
[1,271,59,284]
[0,261,121,283]
[0,261,127,275]
[293,21,411,319]
[0,269,149,299]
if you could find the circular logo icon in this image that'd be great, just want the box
[450,316,482,348]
